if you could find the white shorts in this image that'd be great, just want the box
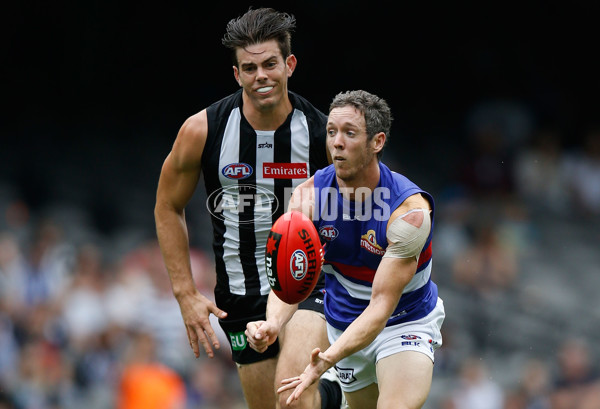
[327,297,445,392]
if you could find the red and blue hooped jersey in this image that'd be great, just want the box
[313,162,438,330]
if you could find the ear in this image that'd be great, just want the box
[232,66,242,86]
[286,54,297,77]
[372,132,386,154]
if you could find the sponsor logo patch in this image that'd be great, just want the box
[263,162,308,179]
[360,229,385,255]
[335,366,357,384]
[228,331,247,351]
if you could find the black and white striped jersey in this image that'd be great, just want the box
[201,89,329,299]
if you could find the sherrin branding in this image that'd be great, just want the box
[265,211,323,304]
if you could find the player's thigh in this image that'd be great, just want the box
[376,350,433,409]
[277,309,329,378]
[237,356,278,409]
[344,382,379,409]
[276,310,328,408]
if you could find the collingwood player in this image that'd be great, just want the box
[154,7,345,409]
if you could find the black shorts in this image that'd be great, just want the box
[216,285,325,365]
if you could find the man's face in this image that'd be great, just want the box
[326,106,378,184]
[233,39,296,111]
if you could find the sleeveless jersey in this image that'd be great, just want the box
[202,89,329,300]
[313,162,438,330]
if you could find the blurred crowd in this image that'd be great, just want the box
[1,99,600,409]
[0,216,244,409]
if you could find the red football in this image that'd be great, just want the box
[265,211,324,304]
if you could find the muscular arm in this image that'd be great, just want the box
[322,193,431,362]
[155,112,205,296]
[154,110,227,358]
[246,177,316,352]
[279,193,432,402]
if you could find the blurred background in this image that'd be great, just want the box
[2,1,600,408]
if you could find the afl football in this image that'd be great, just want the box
[265,211,324,304]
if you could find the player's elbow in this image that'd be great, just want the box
[154,199,180,227]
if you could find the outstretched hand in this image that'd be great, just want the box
[178,291,227,358]
[277,348,333,405]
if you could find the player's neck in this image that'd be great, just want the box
[337,161,381,201]
[242,94,292,131]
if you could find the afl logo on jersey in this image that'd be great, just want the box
[319,226,339,242]
[290,249,308,281]
[222,163,253,179]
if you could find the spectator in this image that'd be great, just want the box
[135,241,199,373]
[442,356,505,409]
[562,125,600,217]
[0,390,16,409]
[116,331,186,409]
[503,358,551,409]
[12,339,77,409]
[0,231,27,316]
[59,243,108,350]
[451,215,519,351]
[512,125,568,214]
[452,218,518,300]
[187,356,242,409]
[458,123,515,200]
[549,339,600,409]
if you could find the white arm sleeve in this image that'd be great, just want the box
[383,208,431,260]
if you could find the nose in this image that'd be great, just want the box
[256,66,268,81]
[332,131,344,150]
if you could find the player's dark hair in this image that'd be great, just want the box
[330,90,393,159]
[222,7,296,66]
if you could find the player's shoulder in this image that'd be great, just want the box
[381,163,433,214]
[169,110,208,168]
[206,89,243,117]
[399,193,431,211]
[180,110,208,140]
[180,89,242,138]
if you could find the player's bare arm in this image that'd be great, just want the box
[155,109,227,358]
[319,193,432,360]
[391,192,431,221]
[277,255,416,404]
[318,250,416,366]
[279,193,433,403]
[246,290,299,353]
[247,178,317,354]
